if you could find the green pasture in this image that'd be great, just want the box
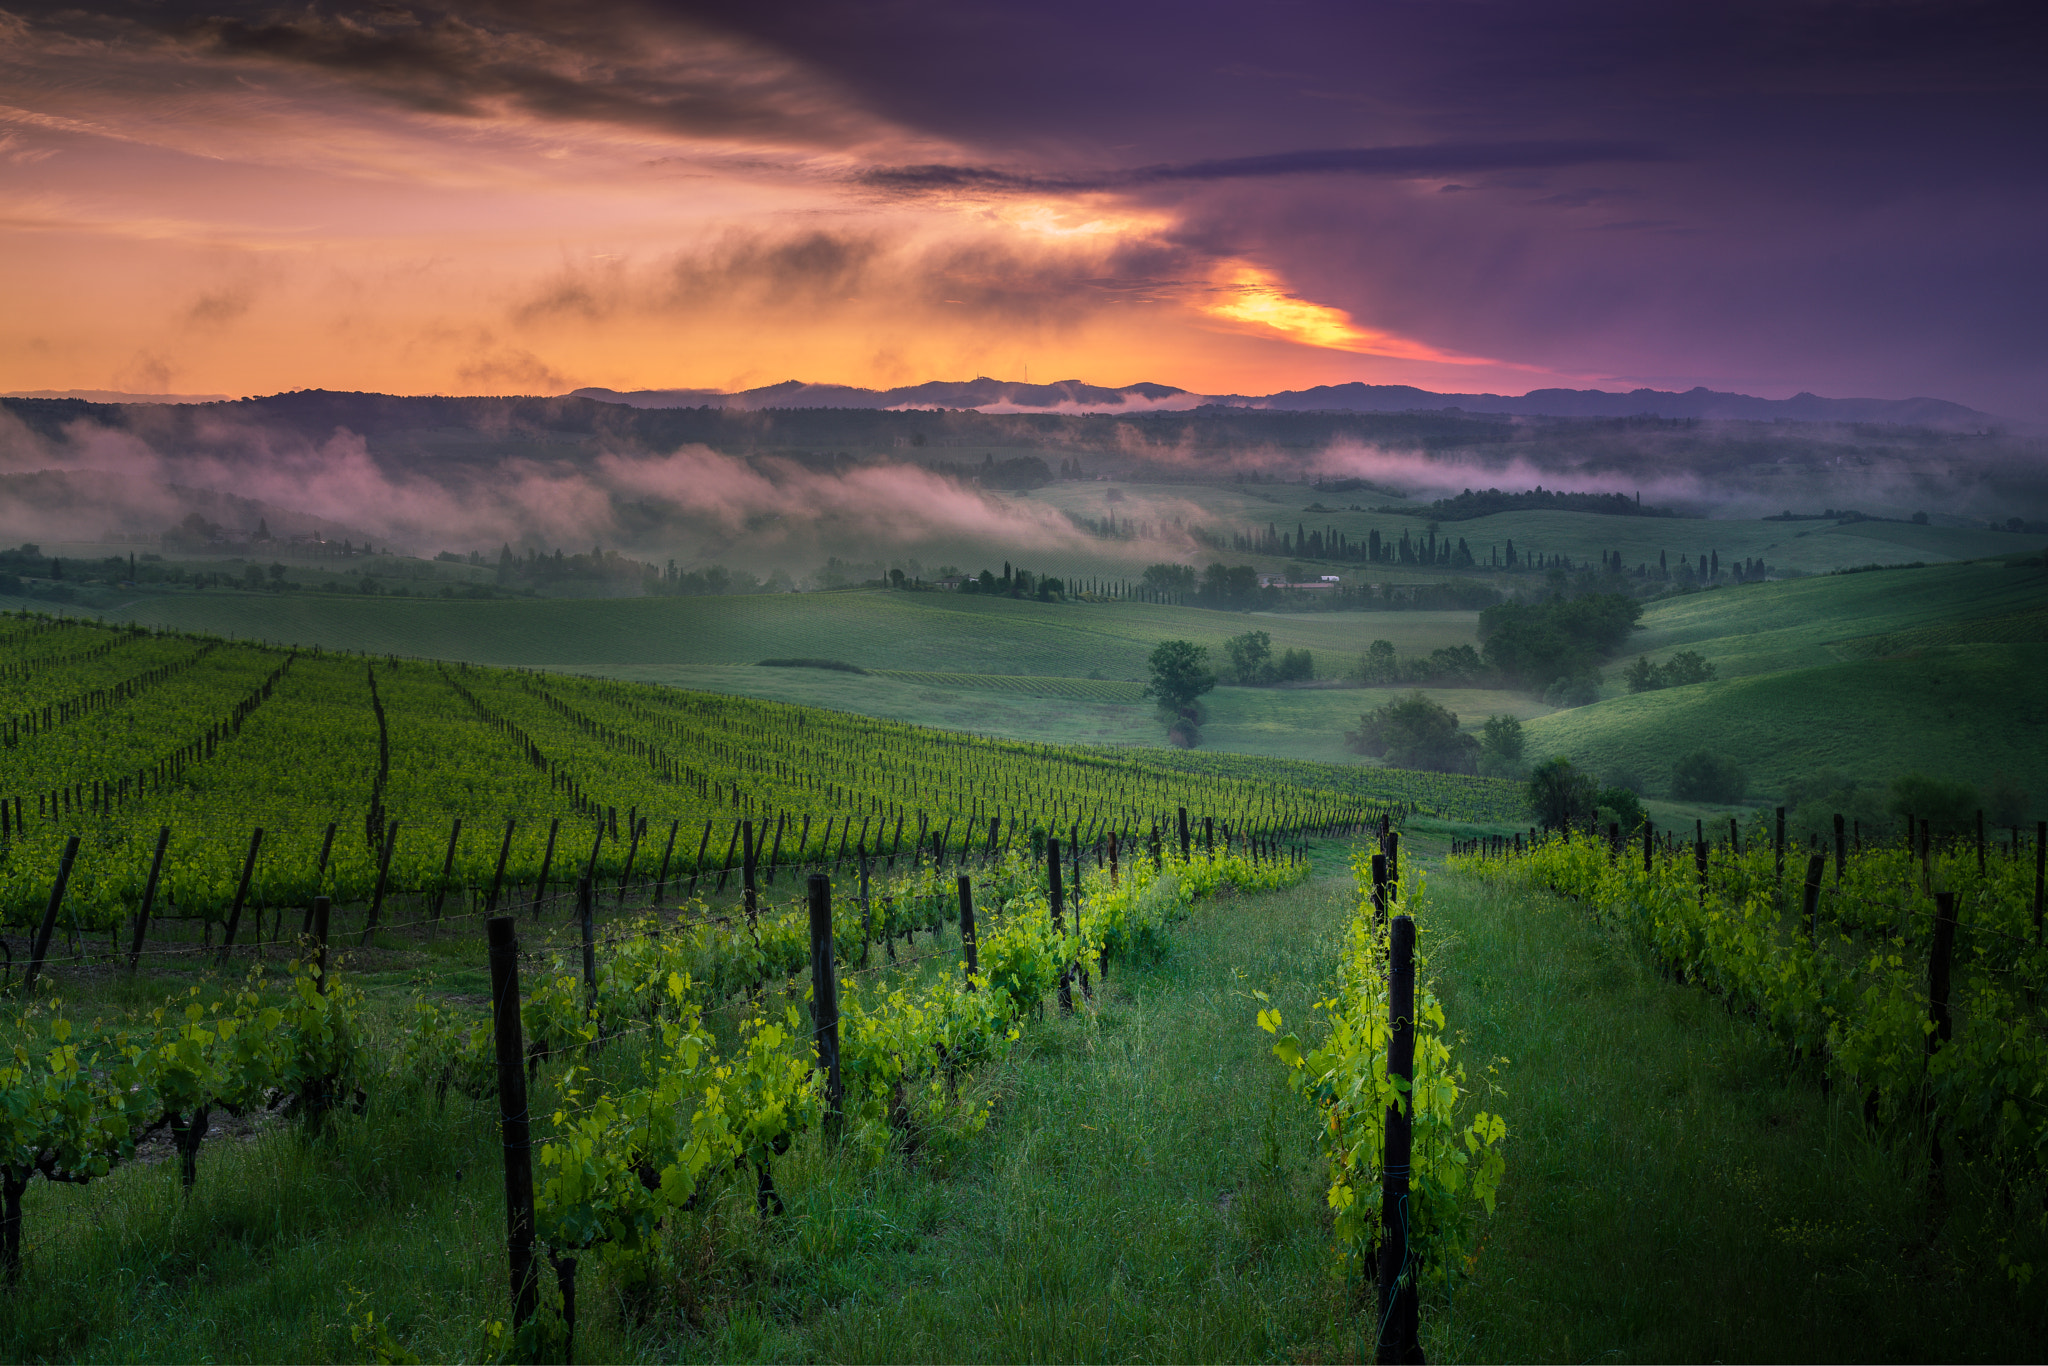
[1524,641,2048,801]
[99,587,1478,681]
[1619,559,2048,680]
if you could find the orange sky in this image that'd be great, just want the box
[0,9,1557,399]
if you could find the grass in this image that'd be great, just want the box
[3,840,2041,1361]
[1525,641,2048,799]
[98,587,1481,682]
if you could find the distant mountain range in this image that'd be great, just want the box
[572,377,2000,427]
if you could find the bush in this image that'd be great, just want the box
[1542,670,1602,708]
[1888,773,1978,837]
[1671,750,1748,803]
[1345,692,1480,774]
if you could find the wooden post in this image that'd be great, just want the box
[578,877,597,1019]
[312,896,330,993]
[1775,806,1786,883]
[1927,891,1958,1192]
[485,916,539,1335]
[217,826,265,962]
[1802,853,1826,947]
[431,818,462,925]
[2034,821,2044,944]
[303,821,338,934]
[652,819,680,902]
[765,812,785,885]
[1376,914,1419,1363]
[1203,815,1214,856]
[1643,820,1653,873]
[1178,807,1190,862]
[1386,831,1400,902]
[956,874,979,983]
[1108,830,1120,887]
[1050,836,1072,1013]
[687,819,712,895]
[715,818,740,892]
[615,816,643,907]
[486,816,516,915]
[128,825,170,971]
[361,819,399,945]
[532,817,559,918]
[22,835,80,998]
[807,873,842,1130]
[986,814,1000,863]
[1695,839,1708,906]
[742,818,758,928]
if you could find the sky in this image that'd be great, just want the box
[2,0,2044,417]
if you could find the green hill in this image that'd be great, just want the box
[99,587,1477,681]
[1524,558,2048,806]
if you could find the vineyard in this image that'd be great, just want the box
[1453,819,2048,1193]
[0,612,1522,942]
[0,817,1312,1356]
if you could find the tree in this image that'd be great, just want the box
[1888,773,1978,837]
[1273,647,1313,682]
[1143,640,1216,715]
[1224,630,1273,684]
[1481,714,1525,766]
[1672,750,1748,802]
[1528,757,1599,831]
[1355,639,1398,684]
[1346,692,1480,774]
[1140,563,1195,595]
[1595,785,1644,833]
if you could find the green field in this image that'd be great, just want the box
[1522,559,2048,804]
[90,588,1477,681]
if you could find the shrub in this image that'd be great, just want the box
[1888,773,1978,837]
[1671,750,1748,803]
[1345,692,1480,774]
[1542,670,1602,708]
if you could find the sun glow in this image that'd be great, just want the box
[1202,264,1497,365]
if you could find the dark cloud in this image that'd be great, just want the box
[860,141,1670,195]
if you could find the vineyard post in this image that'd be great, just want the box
[1386,832,1400,903]
[985,815,1000,863]
[312,896,330,992]
[581,821,604,894]
[1108,831,1119,888]
[715,819,740,893]
[1643,821,1653,874]
[615,817,642,908]
[22,835,80,998]
[128,825,171,971]
[578,876,599,1047]
[362,820,399,946]
[956,875,978,984]
[807,873,843,1134]
[1774,806,1786,886]
[1927,891,1958,1194]
[2034,821,2045,944]
[485,916,539,1338]
[1178,807,1190,862]
[430,818,462,928]
[1833,814,1846,886]
[533,817,559,919]
[1376,913,1419,1364]
[687,820,712,895]
[765,813,785,886]
[1802,854,1827,947]
[1050,836,1072,1014]
[742,819,759,929]
[652,819,680,902]
[1203,815,1214,857]
[1694,839,1708,906]
[937,817,954,870]
[302,821,337,935]
[486,817,516,916]
[859,853,873,968]
[216,826,265,963]
[1371,853,1388,928]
